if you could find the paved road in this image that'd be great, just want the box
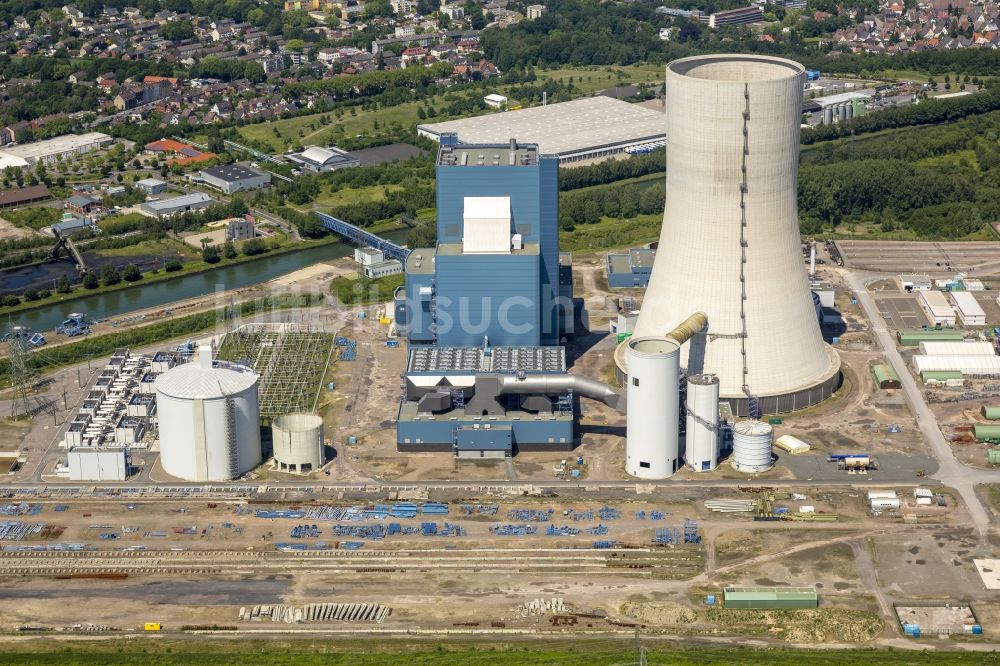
[846,269,997,535]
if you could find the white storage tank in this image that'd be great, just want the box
[272,413,324,473]
[154,346,261,482]
[626,336,680,479]
[731,420,773,473]
[685,374,720,472]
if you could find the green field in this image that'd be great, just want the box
[3,640,999,666]
[3,206,61,230]
[332,271,405,305]
[560,214,661,253]
[314,184,407,208]
[94,237,199,260]
[238,64,665,152]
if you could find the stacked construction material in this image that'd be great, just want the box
[704,499,757,513]
[239,603,390,623]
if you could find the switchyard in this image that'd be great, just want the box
[217,324,334,420]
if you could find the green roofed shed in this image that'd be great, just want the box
[922,370,963,383]
[871,364,901,389]
[897,329,964,346]
[723,587,818,610]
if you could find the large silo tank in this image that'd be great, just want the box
[627,54,840,416]
[154,346,261,482]
[272,413,324,473]
[685,374,720,472]
[731,420,773,473]
[823,106,833,125]
[626,336,680,479]
[844,102,854,120]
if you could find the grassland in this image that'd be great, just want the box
[332,272,405,305]
[4,207,61,230]
[560,214,661,253]
[237,64,665,152]
[93,237,199,260]
[2,640,998,666]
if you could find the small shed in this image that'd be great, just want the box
[774,435,810,455]
[723,587,818,610]
[483,93,509,109]
[871,364,901,389]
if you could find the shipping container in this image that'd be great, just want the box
[144,622,161,631]
[723,586,817,609]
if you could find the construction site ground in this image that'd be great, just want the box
[0,484,993,647]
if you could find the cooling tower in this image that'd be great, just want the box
[628,54,840,415]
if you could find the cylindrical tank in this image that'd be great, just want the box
[626,336,680,479]
[685,374,720,472]
[154,346,261,482]
[731,420,773,473]
[844,102,853,120]
[272,413,324,473]
[823,106,833,125]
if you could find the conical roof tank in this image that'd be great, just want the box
[629,54,840,415]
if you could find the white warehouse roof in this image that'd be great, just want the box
[918,341,995,356]
[0,132,112,161]
[154,361,258,399]
[949,291,986,317]
[418,96,665,158]
[912,355,1000,376]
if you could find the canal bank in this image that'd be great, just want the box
[2,229,408,332]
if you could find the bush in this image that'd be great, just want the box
[241,238,268,256]
[202,246,221,264]
[23,288,40,301]
[122,264,142,282]
[2,295,20,307]
[100,264,121,286]
[55,276,72,293]
[82,273,99,289]
[164,260,183,272]
[222,242,238,259]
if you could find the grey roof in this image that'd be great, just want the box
[153,361,258,399]
[418,96,665,157]
[66,194,98,206]
[201,164,267,182]
[136,177,166,187]
[144,192,213,211]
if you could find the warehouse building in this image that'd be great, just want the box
[417,97,665,163]
[919,341,996,356]
[723,587,818,609]
[200,164,271,194]
[918,290,956,326]
[912,355,1000,378]
[0,184,52,208]
[607,248,655,288]
[286,145,360,172]
[897,329,964,346]
[140,192,215,218]
[949,291,986,326]
[871,364,901,389]
[0,132,113,166]
[899,274,932,292]
[135,178,167,195]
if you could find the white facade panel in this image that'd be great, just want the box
[626,337,680,479]
[462,196,511,254]
[685,374,720,472]
[918,290,956,325]
[949,291,986,326]
[68,449,127,481]
[628,55,838,403]
[918,341,995,356]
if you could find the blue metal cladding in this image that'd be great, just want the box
[434,253,540,347]
[435,154,560,344]
[397,418,573,449]
[403,272,435,343]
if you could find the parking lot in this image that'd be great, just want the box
[836,240,1000,275]
[874,295,928,331]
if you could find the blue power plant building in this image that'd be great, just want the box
[394,136,622,456]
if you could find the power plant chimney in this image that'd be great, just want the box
[626,55,840,415]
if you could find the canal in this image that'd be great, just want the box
[9,230,408,332]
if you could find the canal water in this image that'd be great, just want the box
[9,230,408,332]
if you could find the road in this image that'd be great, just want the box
[846,269,997,535]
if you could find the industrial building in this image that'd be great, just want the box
[899,274,933,292]
[949,292,986,326]
[912,355,1000,378]
[0,184,52,208]
[919,341,995,356]
[723,587,818,609]
[286,145,360,172]
[153,346,262,481]
[622,54,840,415]
[707,5,764,27]
[200,164,271,194]
[226,217,256,241]
[393,136,625,455]
[607,248,656,288]
[140,192,215,218]
[871,364,901,389]
[417,97,665,163]
[0,132,113,167]
[354,247,402,278]
[135,178,167,195]
[814,92,870,125]
[918,290,956,326]
[66,448,128,481]
[897,329,964,346]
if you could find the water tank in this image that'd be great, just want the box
[844,102,854,120]
[731,420,773,473]
[272,413,324,473]
[154,346,261,481]
[626,336,680,479]
[823,106,833,125]
[685,374,720,472]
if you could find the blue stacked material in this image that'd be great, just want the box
[903,623,921,638]
[222,522,233,528]
[587,524,609,535]
[683,518,701,544]
[460,504,499,515]
[234,506,252,516]
[341,541,365,550]
[339,339,358,361]
[490,524,538,536]
[421,522,438,536]
[597,506,620,521]
[592,540,615,549]
[255,509,305,519]
[570,469,581,479]
[972,625,983,635]
[275,542,308,551]
[387,523,402,535]
[54,505,69,512]
[653,527,680,544]
[440,522,466,536]
[773,507,790,515]
[568,509,593,522]
[331,524,387,539]
[335,337,351,346]
[635,511,646,520]
[391,503,418,518]
[290,524,321,538]
[421,503,450,515]
[650,511,667,520]
[545,525,580,536]
[507,509,552,522]
[99,533,118,540]
[364,505,390,520]
[144,531,167,537]
[706,595,716,606]
[0,503,41,516]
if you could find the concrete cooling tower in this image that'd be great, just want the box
[627,54,840,415]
